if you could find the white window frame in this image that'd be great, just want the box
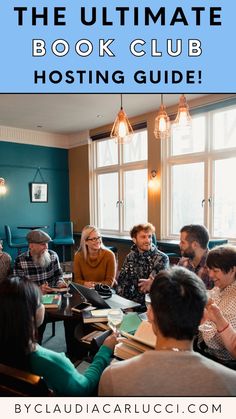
[161,101,236,240]
[90,129,148,235]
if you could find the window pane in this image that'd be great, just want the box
[171,163,204,234]
[213,107,236,150]
[124,169,148,231]
[97,173,119,230]
[97,139,118,167]
[171,115,205,156]
[213,158,236,238]
[123,130,147,163]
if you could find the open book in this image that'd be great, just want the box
[122,320,156,348]
[115,320,156,360]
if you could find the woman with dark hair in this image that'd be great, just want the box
[0,277,116,396]
[197,245,236,364]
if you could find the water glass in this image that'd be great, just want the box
[107,309,124,334]
[198,288,218,332]
[198,321,214,332]
[63,272,73,298]
[145,293,151,309]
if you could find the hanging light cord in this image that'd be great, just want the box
[120,93,123,109]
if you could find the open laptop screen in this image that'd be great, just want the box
[71,283,141,311]
[71,283,110,309]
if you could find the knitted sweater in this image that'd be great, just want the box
[74,248,116,286]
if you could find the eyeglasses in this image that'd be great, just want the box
[86,236,102,242]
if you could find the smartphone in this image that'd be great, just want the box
[72,302,91,313]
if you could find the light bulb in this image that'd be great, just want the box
[0,178,7,195]
[118,121,127,138]
[159,117,167,132]
[179,111,188,126]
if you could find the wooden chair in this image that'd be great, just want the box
[0,363,52,396]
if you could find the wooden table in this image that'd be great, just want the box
[45,286,84,321]
[45,285,140,321]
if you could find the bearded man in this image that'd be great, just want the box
[178,224,213,289]
[13,229,64,293]
[13,229,65,343]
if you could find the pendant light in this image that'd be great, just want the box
[154,94,170,140]
[110,94,134,144]
[174,94,192,128]
[0,177,7,195]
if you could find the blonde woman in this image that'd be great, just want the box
[74,225,116,288]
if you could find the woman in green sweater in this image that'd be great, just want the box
[0,276,116,396]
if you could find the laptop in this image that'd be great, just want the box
[71,282,141,310]
[71,283,110,309]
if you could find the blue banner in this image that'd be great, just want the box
[0,1,233,92]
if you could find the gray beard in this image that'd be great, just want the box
[32,251,51,268]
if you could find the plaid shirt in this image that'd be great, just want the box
[178,249,213,290]
[13,250,63,287]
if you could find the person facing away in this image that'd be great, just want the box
[99,266,236,396]
[13,229,65,294]
[178,224,213,289]
[116,223,169,309]
[196,245,236,365]
[0,239,11,281]
[74,225,116,288]
[0,276,117,396]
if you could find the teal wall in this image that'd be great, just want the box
[0,141,70,259]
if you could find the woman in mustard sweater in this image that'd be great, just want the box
[74,225,116,288]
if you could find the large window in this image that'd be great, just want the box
[91,128,148,234]
[163,101,236,240]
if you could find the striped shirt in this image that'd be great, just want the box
[13,250,63,287]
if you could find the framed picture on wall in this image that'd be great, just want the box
[30,182,48,203]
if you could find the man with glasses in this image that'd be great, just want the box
[178,224,213,289]
[0,239,11,281]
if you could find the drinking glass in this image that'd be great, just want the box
[145,293,151,309]
[198,288,218,332]
[198,320,214,332]
[107,309,124,334]
[63,272,73,298]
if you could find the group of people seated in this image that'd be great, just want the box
[1,222,236,396]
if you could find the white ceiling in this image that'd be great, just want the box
[0,94,208,135]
